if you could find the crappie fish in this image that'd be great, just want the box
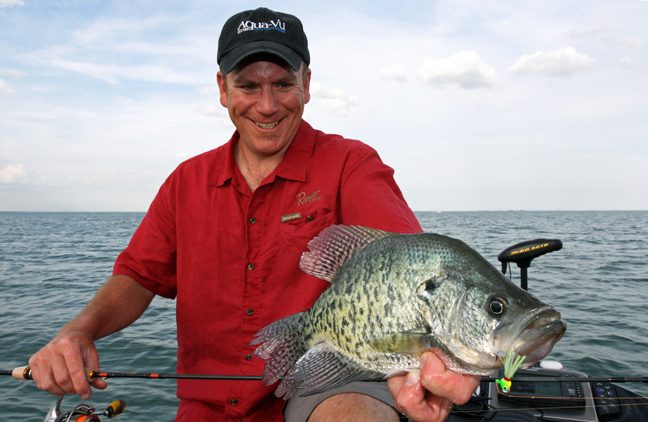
[251,225,566,399]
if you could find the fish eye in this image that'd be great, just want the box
[488,296,507,316]
[425,279,437,292]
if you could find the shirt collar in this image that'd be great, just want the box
[210,120,315,187]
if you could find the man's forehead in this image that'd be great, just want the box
[230,53,296,74]
[228,59,302,82]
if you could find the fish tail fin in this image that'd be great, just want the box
[299,225,394,282]
[250,313,306,387]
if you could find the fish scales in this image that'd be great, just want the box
[251,225,566,399]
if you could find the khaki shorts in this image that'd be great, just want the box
[283,381,400,422]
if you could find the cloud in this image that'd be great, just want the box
[619,56,641,67]
[0,68,23,78]
[0,78,15,94]
[309,82,359,115]
[379,65,410,83]
[0,0,24,6]
[508,47,595,77]
[568,26,612,38]
[199,86,220,95]
[44,58,203,85]
[609,36,643,47]
[0,164,26,183]
[193,104,226,117]
[414,51,497,89]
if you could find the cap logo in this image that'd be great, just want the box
[237,19,286,35]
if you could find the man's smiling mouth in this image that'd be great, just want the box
[255,121,279,129]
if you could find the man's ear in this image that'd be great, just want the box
[304,68,312,104]
[217,71,228,108]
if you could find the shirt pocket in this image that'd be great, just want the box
[279,207,337,246]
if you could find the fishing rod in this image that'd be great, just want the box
[5,366,648,420]
[4,366,648,384]
[4,366,266,382]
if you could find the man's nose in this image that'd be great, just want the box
[256,87,279,115]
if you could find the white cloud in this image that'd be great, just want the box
[379,65,410,83]
[0,78,15,94]
[414,51,497,89]
[619,56,641,67]
[44,58,203,85]
[0,68,23,78]
[508,47,595,77]
[199,86,220,95]
[0,0,24,6]
[609,36,643,47]
[309,82,359,115]
[569,26,612,38]
[0,164,26,183]
[193,104,226,117]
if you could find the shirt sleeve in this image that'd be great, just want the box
[338,146,423,234]
[113,181,179,299]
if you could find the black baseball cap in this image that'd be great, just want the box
[217,8,310,74]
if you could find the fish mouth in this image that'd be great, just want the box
[498,306,566,365]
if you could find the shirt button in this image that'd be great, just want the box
[245,354,252,361]
[248,263,255,270]
[249,217,257,224]
[231,398,238,406]
[246,309,254,316]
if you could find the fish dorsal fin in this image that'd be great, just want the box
[299,225,394,282]
[275,342,384,399]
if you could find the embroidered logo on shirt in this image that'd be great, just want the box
[297,190,322,206]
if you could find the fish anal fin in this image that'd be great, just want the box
[276,342,383,399]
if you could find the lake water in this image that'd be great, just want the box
[1,211,646,420]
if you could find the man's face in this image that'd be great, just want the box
[217,58,311,159]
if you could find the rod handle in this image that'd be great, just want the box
[11,366,98,383]
[11,366,32,380]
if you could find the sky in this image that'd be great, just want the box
[1,0,647,212]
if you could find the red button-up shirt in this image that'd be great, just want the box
[114,120,422,421]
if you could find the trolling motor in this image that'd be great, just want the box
[497,238,562,290]
[43,395,125,422]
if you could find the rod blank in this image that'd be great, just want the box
[3,367,647,384]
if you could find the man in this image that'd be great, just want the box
[29,7,479,421]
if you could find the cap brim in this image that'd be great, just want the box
[219,41,303,74]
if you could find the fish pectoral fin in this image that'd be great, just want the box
[276,342,383,399]
[368,332,430,354]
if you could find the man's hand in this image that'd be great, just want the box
[28,330,107,399]
[28,275,154,399]
[387,352,480,422]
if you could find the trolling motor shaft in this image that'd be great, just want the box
[498,238,563,290]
